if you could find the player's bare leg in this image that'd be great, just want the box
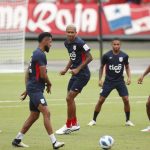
[38,104,64,149]
[88,96,106,126]
[146,96,150,121]
[141,96,150,132]
[122,96,134,126]
[12,111,39,147]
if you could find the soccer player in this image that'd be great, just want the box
[88,38,134,127]
[55,25,93,135]
[138,65,150,132]
[12,32,64,149]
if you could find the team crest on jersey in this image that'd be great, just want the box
[73,45,76,51]
[119,57,123,62]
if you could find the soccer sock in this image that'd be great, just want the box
[16,132,24,140]
[72,117,77,126]
[49,134,57,144]
[125,112,130,121]
[93,111,99,121]
[66,119,72,128]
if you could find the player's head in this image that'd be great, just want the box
[66,24,77,42]
[111,38,121,52]
[38,32,52,53]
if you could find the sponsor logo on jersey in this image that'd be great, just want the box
[70,51,76,60]
[119,57,123,62]
[109,64,122,73]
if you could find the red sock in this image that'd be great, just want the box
[72,117,77,126]
[66,119,72,128]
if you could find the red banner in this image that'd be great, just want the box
[0,2,150,36]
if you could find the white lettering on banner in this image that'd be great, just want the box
[0,6,27,30]
[28,3,57,32]
[27,3,97,32]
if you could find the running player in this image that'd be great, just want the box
[55,25,93,135]
[88,38,134,127]
[12,32,64,149]
[138,65,150,132]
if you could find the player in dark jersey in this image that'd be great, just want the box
[55,25,93,135]
[138,65,150,132]
[12,32,64,149]
[88,38,134,127]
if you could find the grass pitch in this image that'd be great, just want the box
[0,72,149,150]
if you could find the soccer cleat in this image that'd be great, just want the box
[71,124,80,132]
[88,120,96,126]
[55,125,71,135]
[53,141,65,149]
[141,126,150,132]
[12,139,29,148]
[125,120,135,127]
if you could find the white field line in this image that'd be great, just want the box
[0,96,148,103]
[0,96,148,108]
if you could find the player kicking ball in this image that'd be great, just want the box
[138,65,150,132]
[88,38,134,127]
[55,25,93,135]
[12,32,64,149]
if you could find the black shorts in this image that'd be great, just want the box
[67,75,90,93]
[28,91,47,112]
[100,80,129,98]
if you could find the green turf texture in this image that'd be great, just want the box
[25,48,150,62]
[0,72,149,150]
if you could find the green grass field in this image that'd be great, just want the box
[0,72,149,150]
[25,48,150,62]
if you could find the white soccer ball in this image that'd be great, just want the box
[99,135,114,150]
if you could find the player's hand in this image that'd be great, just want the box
[69,68,79,75]
[126,78,131,85]
[46,84,52,94]
[138,76,144,84]
[99,80,103,87]
[20,91,27,101]
[60,69,67,75]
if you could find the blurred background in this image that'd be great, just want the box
[0,0,150,73]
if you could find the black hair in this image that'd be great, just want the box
[112,37,121,42]
[38,32,52,43]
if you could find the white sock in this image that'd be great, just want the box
[49,134,56,144]
[16,132,24,140]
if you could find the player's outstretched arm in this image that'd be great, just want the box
[125,64,131,85]
[99,65,105,87]
[138,65,150,84]
[60,59,72,75]
[20,67,29,101]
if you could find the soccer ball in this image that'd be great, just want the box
[99,135,114,150]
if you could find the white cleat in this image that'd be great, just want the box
[141,126,150,132]
[125,120,135,127]
[53,141,65,149]
[88,120,96,126]
[55,125,71,135]
[71,125,80,132]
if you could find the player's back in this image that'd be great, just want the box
[27,48,47,93]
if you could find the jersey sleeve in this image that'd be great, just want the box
[79,40,90,52]
[101,54,107,65]
[124,55,129,65]
[36,53,46,66]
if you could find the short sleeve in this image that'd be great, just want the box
[36,53,46,66]
[101,54,107,65]
[124,55,129,66]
